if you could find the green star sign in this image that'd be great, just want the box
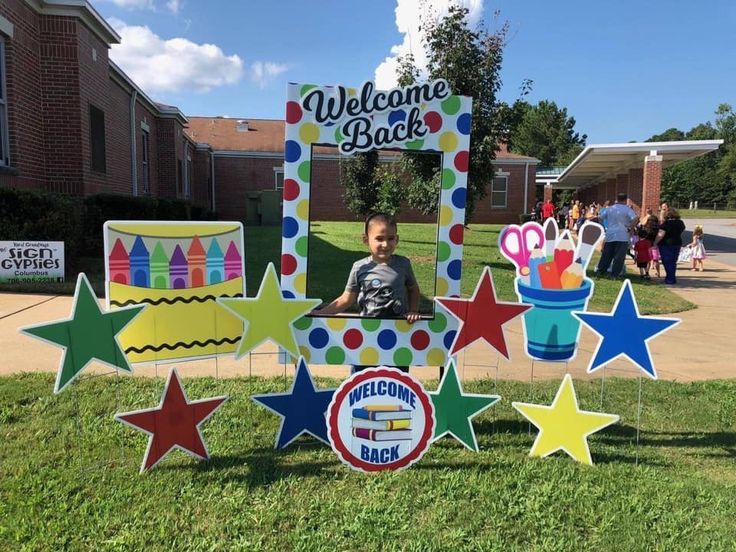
[217,263,320,359]
[20,273,145,394]
[429,359,500,452]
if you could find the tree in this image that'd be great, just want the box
[648,128,686,142]
[511,100,586,166]
[650,105,735,208]
[340,151,403,217]
[396,5,509,223]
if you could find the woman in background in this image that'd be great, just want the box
[654,207,685,285]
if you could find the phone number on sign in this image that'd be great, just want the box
[3,277,62,284]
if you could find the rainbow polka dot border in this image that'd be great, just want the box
[281,81,472,366]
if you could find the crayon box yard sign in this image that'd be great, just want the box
[104,221,246,364]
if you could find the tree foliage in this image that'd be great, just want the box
[510,100,587,166]
[649,104,736,207]
[396,5,508,223]
[340,151,402,217]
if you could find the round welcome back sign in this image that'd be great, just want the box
[327,367,435,472]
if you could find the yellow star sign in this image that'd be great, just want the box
[217,263,320,359]
[512,374,619,466]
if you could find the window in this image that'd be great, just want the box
[141,130,150,194]
[491,174,508,208]
[177,160,183,195]
[0,37,10,166]
[185,153,192,199]
[274,166,284,190]
[89,105,106,173]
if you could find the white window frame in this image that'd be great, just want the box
[491,172,509,209]
[0,36,8,167]
[273,165,284,190]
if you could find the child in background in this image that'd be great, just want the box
[690,225,707,271]
[628,225,639,262]
[649,242,661,278]
[634,228,652,279]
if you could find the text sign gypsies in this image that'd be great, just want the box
[0,241,65,283]
[301,79,451,154]
[328,367,435,472]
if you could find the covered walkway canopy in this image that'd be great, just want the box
[541,140,723,212]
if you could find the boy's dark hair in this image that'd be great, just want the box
[364,212,398,235]
[637,227,648,239]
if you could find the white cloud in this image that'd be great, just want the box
[100,0,154,9]
[166,0,181,14]
[375,0,484,90]
[251,61,288,89]
[108,19,244,93]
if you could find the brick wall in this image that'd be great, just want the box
[642,155,662,214]
[191,148,212,209]
[156,119,178,199]
[135,106,159,197]
[0,0,46,190]
[38,15,83,194]
[628,168,643,213]
[213,153,534,224]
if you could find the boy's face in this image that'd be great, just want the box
[363,220,399,263]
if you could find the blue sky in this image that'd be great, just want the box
[98,0,735,144]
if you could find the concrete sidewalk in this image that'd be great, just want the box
[1,258,734,383]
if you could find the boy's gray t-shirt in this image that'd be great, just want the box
[345,255,417,317]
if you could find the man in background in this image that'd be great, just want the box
[594,192,638,278]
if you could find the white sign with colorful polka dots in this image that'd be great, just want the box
[281,80,472,366]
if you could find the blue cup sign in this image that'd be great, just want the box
[0,241,65,283]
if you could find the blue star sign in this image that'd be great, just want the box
[251,357,336,449]
[573,279,679,379]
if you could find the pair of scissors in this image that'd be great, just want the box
[499,222,545,279]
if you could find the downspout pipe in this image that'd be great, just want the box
[523,161,530,214]
[130,89,138,195]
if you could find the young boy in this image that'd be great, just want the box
[313,213,421,322]
[313,213,421,373]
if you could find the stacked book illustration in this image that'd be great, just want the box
[352,405,413,441]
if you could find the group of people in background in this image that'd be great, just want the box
[535,196,707,285]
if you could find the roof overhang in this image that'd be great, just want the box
[552,140,723,189]
[25,0,120,45]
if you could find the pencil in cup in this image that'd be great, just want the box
[560,258,584,289]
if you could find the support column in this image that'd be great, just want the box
[627,168,643,214]
[605,178,616,204]
[543,183,553,203]
[642,153,663,214]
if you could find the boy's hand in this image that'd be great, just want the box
[405,311,421,324]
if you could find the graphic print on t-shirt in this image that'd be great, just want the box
[359,275,404,317]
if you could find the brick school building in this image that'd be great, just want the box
[0,0,538,224]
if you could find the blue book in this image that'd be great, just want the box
[352,407,412,421]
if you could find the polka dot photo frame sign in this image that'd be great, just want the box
[281,80,472,366]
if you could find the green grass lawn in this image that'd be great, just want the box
[0,223,694,316]
[2,373,735,550]
[681,208,736,219]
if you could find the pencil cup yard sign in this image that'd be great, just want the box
[0,241,64,283]
[281,80,473,366]
[327,367,435,472]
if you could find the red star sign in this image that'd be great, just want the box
[436,266,531,359]
[116,368,228,472]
